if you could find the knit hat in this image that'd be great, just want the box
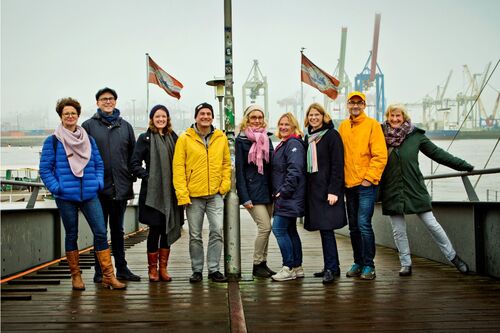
[95,87,118,101]
[194,102,214,118]
[149,104,170,119]
[244,104,265,117]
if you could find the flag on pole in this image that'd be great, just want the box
[148,56,184,99]
[301,54,339,100]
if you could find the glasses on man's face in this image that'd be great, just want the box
[348,101,365,106]
[99,97,115,102]
[62,112,78,118]
[249,116,264,121]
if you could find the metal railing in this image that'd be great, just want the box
[0,179,46,209]
[424,167,500,202]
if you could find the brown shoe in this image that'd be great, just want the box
[148,252,160,282]
[95,249,126,290]
[66,250,85,290]
[158,248,172,282]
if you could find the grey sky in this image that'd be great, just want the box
[2,0,499,129]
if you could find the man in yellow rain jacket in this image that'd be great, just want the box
[338,91,387,281]
[173,102,231,283]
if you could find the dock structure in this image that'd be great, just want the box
[2,210,500,332]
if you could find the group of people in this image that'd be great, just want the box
[39,87,473,291]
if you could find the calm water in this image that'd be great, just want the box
[1,139,499,202]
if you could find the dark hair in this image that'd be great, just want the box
[56,97,81,117]
[95,87,118,101]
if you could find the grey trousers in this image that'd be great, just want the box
[390,211,456,267]
[186,194,224,274]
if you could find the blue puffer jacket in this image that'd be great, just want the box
[39,136,104,202]
[271,136,306,217]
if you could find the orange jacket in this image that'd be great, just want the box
[338,112,387,188]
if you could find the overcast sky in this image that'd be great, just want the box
[2,0,499,129]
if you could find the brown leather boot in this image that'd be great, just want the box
[147,252,160,282]
[95,249,126,290]
[158,248,172,282]
[66,250,85,290]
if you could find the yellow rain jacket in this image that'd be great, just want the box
[173,126,231,205]
[338,112,388,188]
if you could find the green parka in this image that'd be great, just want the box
[380,127,473,216]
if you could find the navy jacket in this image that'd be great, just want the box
[39,136,104,202]
[82,110,135,200]
[271,136,306,217]
[235,133,274,205]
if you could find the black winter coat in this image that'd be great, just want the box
[130,130,183,227]
[304,123,347,231]
[235,133,273,205]
[82,111,135,200]
[380,127,474,216]
[271,136,306,217]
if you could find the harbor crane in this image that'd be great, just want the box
[354,13,386,122]
[242,59,269,119]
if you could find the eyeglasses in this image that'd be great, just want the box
[348,101,365,106]
[62,112,78,118]
[98,97,115,102]
[249,116,264,120]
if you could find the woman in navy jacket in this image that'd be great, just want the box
[270,112,306,281]
[303,103,346,284]
[235,104,275,278]
[39,97,125,290]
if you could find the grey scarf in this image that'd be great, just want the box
[145,132,181,246]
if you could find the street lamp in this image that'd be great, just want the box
[206,78,225,130]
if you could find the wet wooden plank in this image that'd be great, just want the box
[1,209,500,333]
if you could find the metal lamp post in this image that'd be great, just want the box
[206,79,225,130]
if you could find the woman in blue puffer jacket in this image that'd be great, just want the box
[39,97,125,290]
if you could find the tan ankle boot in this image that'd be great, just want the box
[147,252,160,282]
[159,248,172,282]
[95,249,126,290]
[66,250,85,290]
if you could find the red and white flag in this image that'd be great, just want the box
[148,56,184,99]
[301,54,339,100]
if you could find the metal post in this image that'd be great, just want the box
[223,0,241,280]
[218,96,224,130]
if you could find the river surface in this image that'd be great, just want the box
[1,139,499,202]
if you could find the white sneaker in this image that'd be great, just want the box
[272,266,296,281]
[293,266,305,278]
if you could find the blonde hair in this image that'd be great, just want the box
[385,103,411,122]
[303,103,332,128]
[275,112,303,139]
[238,105,268,131]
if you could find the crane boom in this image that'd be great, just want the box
[369,13,381,82]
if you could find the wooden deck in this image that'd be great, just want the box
[2,209,500,332]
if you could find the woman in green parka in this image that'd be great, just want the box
[380,103,473,277]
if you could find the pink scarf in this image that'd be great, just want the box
[54,124,91,178]
[244,127,270,175]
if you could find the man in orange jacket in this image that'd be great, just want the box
[338,91,387,280]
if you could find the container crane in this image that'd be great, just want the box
[354,13,386,122]
[242,59,269,119]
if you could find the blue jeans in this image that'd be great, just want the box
[345,185,378,267]
[319,230,340,272]
[55,197,109,252]
[272,215,303,268]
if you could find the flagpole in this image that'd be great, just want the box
[146,53,150,118]
[300,47,305,128]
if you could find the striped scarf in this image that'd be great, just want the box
[306,129,329,173]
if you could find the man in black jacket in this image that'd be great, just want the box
[82,87,140,282]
